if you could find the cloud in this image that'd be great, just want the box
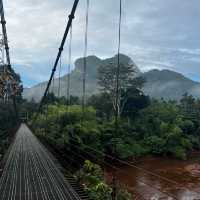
[2,0,200,87]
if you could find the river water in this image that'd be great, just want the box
[105,153,200,200]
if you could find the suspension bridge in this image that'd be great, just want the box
[0,124,83,200]
[0,0,200,199]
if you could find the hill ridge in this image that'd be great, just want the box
[23,54,200,101]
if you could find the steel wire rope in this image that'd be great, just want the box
[65,25,74,138]
[67,25,72,109]
[32,0,79,124]
[115,0,122,128]
[111,1,123,198]
[65,24,74,141]
[52,74,55,94]
[58,56,62,98]
[82,0,89,122]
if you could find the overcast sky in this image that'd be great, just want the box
[3,0,200,87]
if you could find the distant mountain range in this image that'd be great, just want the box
[23,54,200,102]
[142,69,200,100]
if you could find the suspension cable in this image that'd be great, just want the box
[0,0,10,69]
[111,3,123,198]
[33,0,79,123]
[67,25,72,106]
[58,56,62,97]
[51,74,55,94]
[82,0,89,119]
[115,0,122,129]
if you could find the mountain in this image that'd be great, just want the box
[142,69,200,100]
[23,54,139,102]
[23,54,200,101]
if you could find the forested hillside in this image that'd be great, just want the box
[30,58,200,199]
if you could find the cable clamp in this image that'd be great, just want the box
[1,20,6,24]
[68,14,74,19]
[59,47,63,51]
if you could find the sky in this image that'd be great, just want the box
[3,0,200,87]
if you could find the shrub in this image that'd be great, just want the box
[144,136,166,155]
[172,146,187,160]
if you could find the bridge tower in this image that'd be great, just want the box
[0,0,21,103]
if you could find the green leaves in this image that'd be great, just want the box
[76,160,132,200]
[33,92,200,162]
[0,102,19,155]
[144,136,166,155]
[75,160,111,200]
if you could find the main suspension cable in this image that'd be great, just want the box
[0,0,10,68]
[82,0,89,119]
[33,0,79,123]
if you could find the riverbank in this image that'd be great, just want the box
[105,153,200,199]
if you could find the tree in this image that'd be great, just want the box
[180,93,197,119]
[98,60,144,117]
[180,120,195,134]
[121,86,150,119]
[45,92,58,104]
[19,98,38,119]
[75,160,132,200]
[68,95,80,105]
[87,93,113,120]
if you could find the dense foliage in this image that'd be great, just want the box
[33,92,200,161]
[30,91,200,199]
[0,67,23,159]
[75,160,132,200]
[98,61,145,117]
[0,102,19,158]
[31,59,200,198]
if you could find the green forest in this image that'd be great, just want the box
[33,93,200,161]
[0,68,22,159]
[30,92,200,199]
[1,61,200,199]
[33,61,200,161]
[30,61,200,199]
[0,102,18,158]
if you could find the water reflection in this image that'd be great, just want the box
[105,154,200,199]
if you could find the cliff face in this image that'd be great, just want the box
[23,54,140,101]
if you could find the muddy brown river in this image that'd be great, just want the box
[105,153,200,199]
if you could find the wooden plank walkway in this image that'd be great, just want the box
[0,123,81,200]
